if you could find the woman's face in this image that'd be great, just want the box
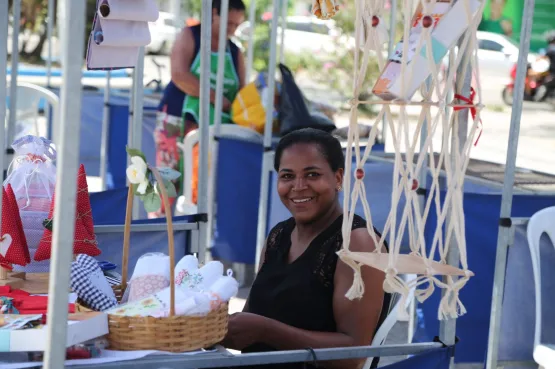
[277,143,343,224]
[212,9,245,38]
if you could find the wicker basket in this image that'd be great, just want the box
[106,167,229,352]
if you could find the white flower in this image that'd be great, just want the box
[126,156,147,184]
[137,180,149,195]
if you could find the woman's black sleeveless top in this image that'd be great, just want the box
[243,214,390,369]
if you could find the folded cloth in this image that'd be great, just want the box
[87,41,139,70]
[97,19,151,47]
[0,286,75,314]
[70,254,118,311]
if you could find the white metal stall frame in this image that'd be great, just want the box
[0,0,537,367]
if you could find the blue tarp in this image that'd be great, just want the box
[31,89,158,186]
[422,192,555,363]
[211,138,264,264]
[7,65,129,78]
[89,187,195,272]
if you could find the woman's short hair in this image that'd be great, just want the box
[212,0,246,14]
[274,128,345,172]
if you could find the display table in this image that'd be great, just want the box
[0,343,444,369]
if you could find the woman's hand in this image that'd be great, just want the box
[221,312,268,350]
[222,96,232,112]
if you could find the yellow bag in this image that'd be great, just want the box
[231,82,266,134]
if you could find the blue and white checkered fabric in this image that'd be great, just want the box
[71,254,118,311]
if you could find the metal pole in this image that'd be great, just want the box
[439,1,473,348]
[8,0,21,150]
[170,0,182,23]
[100,71,111,191]
[408,77,431,345]
[485,1,535,368]
[127,71,135,167]
[279,0,287,64]
[245,0,257,83]
[254,0,281,272]
[43,0,86,368]
[46,0,55,87]
[197,0,213,264]
[209,0,230,252]
[131,47,145,219]
[0,2,8,140]
[213,0,229,134]
[0,2,8,225]
[382,0,396,145]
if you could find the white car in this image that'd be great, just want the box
[234,16,355,60]
[147,12,181,55]
[438,31,538,84]
[474,31,538,80]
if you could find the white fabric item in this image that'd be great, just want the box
[337,0,482,321]
[98,0,159,22]
[129,252,171,281]
[87,42,139,70]
[97,19,151,47]
[174,254,199,274]
[209,270,239,302]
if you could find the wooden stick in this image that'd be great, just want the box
[150,167,176,317]
[0,266,8,280]
[121,185,134,291]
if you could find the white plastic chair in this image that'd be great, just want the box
[7,82,60,141]
[533,344,555,369]
[175,125,263,215]
[526,206,555,368]
[362,274,417,369]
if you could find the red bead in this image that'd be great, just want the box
[411,179,419,191]
[356,168,365,180]
[422,15,433,28]
[371,16,379,28]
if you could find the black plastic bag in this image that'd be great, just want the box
[278,63,336,136]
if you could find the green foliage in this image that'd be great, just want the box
[126,147,182,213]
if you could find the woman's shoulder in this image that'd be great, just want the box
[350,214,367,230]
[336,214,387,252]
[266,218,295,249]
[348,214,388,252]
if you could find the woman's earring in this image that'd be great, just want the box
[337,185,342,192]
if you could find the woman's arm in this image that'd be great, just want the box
[236,51,247,88]
[228,229,386,369]
[170,28,231,110]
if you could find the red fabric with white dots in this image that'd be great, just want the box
[34,165,101,261]
[0,186,31,268]
[6,184,31,264]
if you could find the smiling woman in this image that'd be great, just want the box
[222,129,390,369]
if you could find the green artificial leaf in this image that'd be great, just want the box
[126,146,147,162]
[164,181,177,198]
[143,192,162,213]
[165,181,177,198]
[43,218,53,232]
[157,179,177,198]
[156,167,181,181]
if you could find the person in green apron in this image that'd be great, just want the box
[154,0,246,216]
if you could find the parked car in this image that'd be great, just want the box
[147,12,181,55]
[439,31,539,84]
[234,16,355,60]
